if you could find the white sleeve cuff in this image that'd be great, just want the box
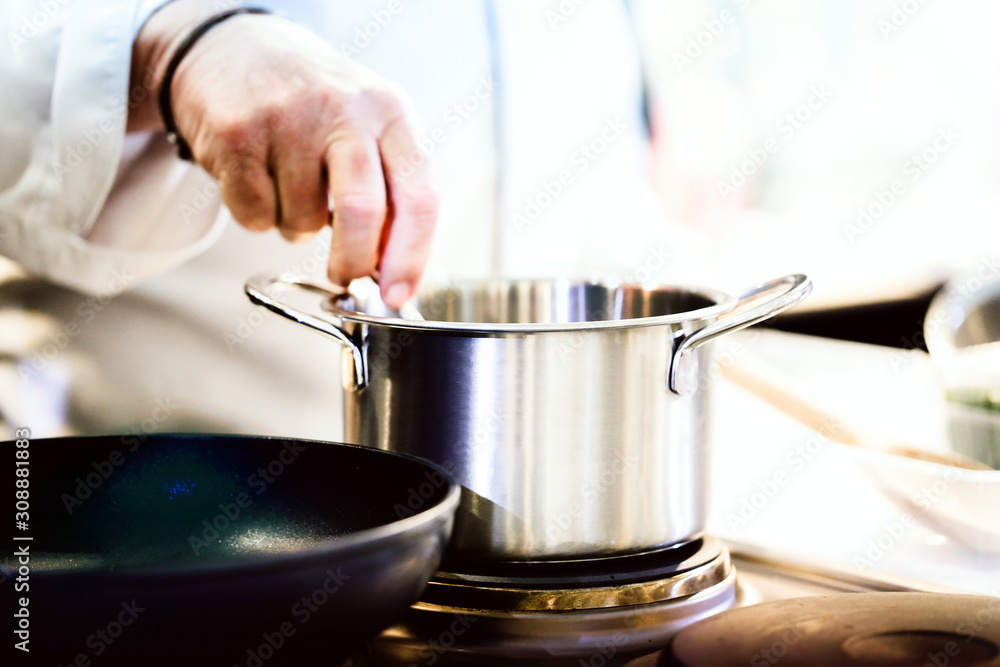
[51,0,170,236]
[11,0,227,296]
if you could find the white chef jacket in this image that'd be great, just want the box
[0,0,674,439]
[10,1,997,441]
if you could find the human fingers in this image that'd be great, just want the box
[375,115,439,308]
[325,130,388,286]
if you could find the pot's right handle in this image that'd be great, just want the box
[245,274,367,389]
[668,274,812,395]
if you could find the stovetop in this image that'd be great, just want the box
[728,539,960,601]
[626,540,961,667]
[348,538,955,667]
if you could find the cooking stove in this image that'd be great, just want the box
[337,332,1000,666]
[370,536,735,665]
[359,536,958,666]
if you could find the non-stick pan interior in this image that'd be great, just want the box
[16,434,453,572]
[2,435,457,664]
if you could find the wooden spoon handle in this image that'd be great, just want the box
[721,354,993,471]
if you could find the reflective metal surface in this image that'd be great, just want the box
[368,538,737,666]
[926,272,1000,356]
[359,538,950,667]
[425,537,732,611]
[247,275,811,561]
[369,573,738,666]
[923,272,1000,477]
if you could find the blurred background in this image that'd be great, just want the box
[2,0,1000,594]
[633,0,1000,314]
[3,0,1000,437]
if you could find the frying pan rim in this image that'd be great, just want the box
[15,433,460,582]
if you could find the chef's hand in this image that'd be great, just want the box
[129,1,438,308]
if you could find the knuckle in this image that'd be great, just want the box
[343,142,377,174]
[221,184,273,231]
[216,156,255,184]
[370,84,408,119]
[394,187,439,224]
[336,193,386,226]
[261,98,300,131]
[383,253,430,288]
[214,117,258,153]
[327,253,372,285]
[281,209,327,232]
[215,105,289,156]
[320,93,349,120]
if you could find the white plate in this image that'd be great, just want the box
[846,444,1000,553]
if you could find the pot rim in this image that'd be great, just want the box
[324,278,739,333]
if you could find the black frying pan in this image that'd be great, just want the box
[1,434,458,666]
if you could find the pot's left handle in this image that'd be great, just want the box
[245,274,367,389]
[668,274,812,396]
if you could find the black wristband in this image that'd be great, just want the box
[157,7,270,161]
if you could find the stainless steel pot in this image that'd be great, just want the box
[246,274,812,562]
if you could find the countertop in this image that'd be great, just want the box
[710,329,1000,594]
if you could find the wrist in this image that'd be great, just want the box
[128,1,241,133]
